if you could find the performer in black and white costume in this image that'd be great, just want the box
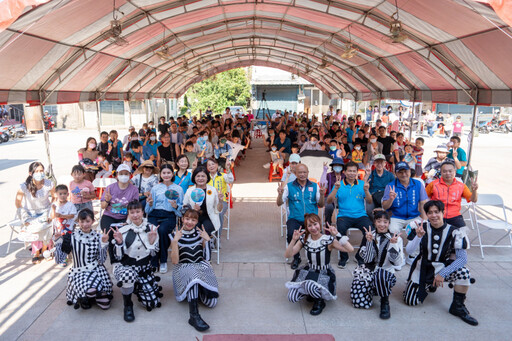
[170,209,219,332]
[403,200,478,326]
[285,213,353,315]
[350,210,403,319]
[56,209,113,310]
[111,201,162,322]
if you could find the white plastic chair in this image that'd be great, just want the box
[280,204,288,239]
[461,201,476,230]
[6,213,24,255]
[211,230,221,265]
[222,184,232,240]
[471,194,512,259]
[92,178,118,217]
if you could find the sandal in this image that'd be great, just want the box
[32,256,41,264]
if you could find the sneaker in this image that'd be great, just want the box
[337,260,346,269]
[406,255,415,265]
[59,261,67,268]
[159,263,168,274]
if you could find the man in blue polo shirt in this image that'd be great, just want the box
[366,154,395,216]
[382,161,428,268]
[277,163,326,269]
[327,161,373,268]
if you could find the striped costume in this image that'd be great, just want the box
[351,232,403,308]
[55,230,113,309]
[113,220,163,311]
[170,229,219,307]
[403,223,471,306]
[286,234,344,302]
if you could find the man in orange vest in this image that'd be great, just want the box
[425,161,478,228]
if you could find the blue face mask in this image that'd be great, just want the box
[333,166,343,173]
[330,146,337,151]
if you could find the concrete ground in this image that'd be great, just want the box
[0,129,512,340]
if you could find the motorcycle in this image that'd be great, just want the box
[43,114,54,131]
[496,119,510,134]
[478,120,491,134]
[0,130,8,143]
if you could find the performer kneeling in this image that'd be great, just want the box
[112,201,162,322]
[350,209,403,319]
[170,209,219,332]
[285,213,353,315]
[56,208,113,310]
[403,200,478,326]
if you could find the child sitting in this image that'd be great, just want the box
[51,184,78,266]
[55,209,113,310]
[350,210,403,319]
[328,140,345,159]
[170,209,219,332]
[270,143,284,175]
[351,143,364,168]
[403,144,417,170]
[96,151,113,178]
[129,140,143,165]
[123,152,137,172]
[184,141,198,168]
[70,165,96,212]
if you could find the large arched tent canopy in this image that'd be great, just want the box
[0,0,511,106]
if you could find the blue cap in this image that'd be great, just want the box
[395,161,410,172]
[330,158,344,166]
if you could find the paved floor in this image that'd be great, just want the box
[0,129,512,340]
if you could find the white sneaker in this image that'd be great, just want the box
[159,263,168,274]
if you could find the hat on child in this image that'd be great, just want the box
[289,154,301,163]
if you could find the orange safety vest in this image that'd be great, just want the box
[427,178,471,219]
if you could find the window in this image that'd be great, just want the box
[100,101,125,125]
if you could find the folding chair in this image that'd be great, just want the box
[6,212,24,255]
[223,184,232,240]
[211,230,221,265]
[280,204,288,239]
[471,194,512,259]
[461,201,476,230]
[92,178,118,217]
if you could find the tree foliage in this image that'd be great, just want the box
[185,68,251,115]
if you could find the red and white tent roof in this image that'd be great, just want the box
[1,0,511,105]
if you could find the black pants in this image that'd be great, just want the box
[100,214,126,264]
[148,209,177,267]
[286,218,305,261]
[445,215,465,228]
[198,215,215,236]
[336,215,373,265]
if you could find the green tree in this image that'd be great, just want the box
[185,68,251,115]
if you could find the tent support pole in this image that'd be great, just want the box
[408,91,416,141]
[126,100,132,127]
[467,89,479,168]
[95,99,101,136]
[38,91,56,182]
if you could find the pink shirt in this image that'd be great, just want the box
[453,121,463,133]
[69,180,95,204]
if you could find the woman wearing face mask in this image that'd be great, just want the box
[319,158,345,227]
[78,137,100,181]
[100,164,139,262]
[15,162,55,264]
[146,164,184,273]
[183,167,223,236]
[366,133,383,165]
[143,130,161,165]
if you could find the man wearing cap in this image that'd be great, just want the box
[123,126,136,146]
[426,161,478,228]
[281,153,301,183]
[424,144,451,182]
[382,161,428,268]
[366,154,395,216]
[321,158,345,226]
[277,164,326,269]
